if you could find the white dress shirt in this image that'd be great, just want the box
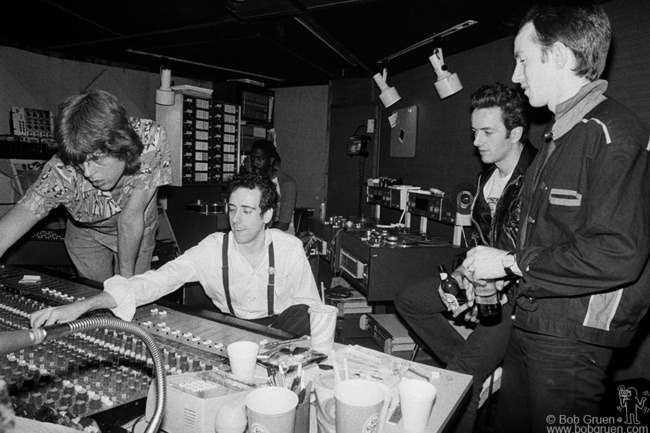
[104,229,320,321]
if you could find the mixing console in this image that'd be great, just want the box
[0,265,287,430]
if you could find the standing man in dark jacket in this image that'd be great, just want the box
[395,82,537,433]
[463,3,650,432]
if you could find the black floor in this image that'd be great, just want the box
[473,377,650,432]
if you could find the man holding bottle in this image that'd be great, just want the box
[395,82,537,433]
[463,3,650,432]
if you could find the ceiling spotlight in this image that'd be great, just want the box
[429,47,463,99]
[155,67,175,106]
[373,67,401,108]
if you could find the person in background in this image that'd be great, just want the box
[462,3,650,432]
[395,83,536,433]
[250,139,297,234]
[30,172,320,337]
[0,89,171,282]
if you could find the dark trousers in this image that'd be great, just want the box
[394,277,512,433]
[496,327,613,433]
[249,304,311,337]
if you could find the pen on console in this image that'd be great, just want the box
[331,351,341,384]
[298,380,313,404]
[290,375,301,393]
[297,362,303,389]
[279,364,286,388]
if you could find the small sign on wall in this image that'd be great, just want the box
[389,105,417,157]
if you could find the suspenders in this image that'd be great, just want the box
[221,234,275,317]
[267,245,276,315]
[221,235,234,315]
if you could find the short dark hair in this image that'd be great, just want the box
[56,89,144,175]
[470,83,530,143]
[250,139,280,161]
[228,172,278,213]
[519,1,611,81]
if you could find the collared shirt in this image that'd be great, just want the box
[18,118,171,225]
[104,229,321,321]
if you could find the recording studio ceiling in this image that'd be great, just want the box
[0,0,611,87]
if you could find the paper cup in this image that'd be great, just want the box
[376,382,393,433]
[227,341,259,382]
[334,379,385,433]
[313,371,337,433]
[398,379,437,433]
[245,386,298,433]
[309,305,338,354]
[214,403,247,433]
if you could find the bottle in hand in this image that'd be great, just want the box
[437,264,467,310]
[475,285,502,320]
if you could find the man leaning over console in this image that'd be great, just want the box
[395,83,537,433]
[30,172,321,337]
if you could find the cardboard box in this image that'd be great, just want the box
[145,370,254,433]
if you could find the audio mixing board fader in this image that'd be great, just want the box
[0,265,286,430]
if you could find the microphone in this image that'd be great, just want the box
[0,323,71,356]
[453,190,474,246]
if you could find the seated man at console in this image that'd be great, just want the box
[395,83,537,433]
[30,172,321,337]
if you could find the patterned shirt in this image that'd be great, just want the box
[18,118,171,226]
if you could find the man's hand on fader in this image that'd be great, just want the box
[30,303,86,328]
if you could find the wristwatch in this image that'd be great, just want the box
[502,251,516,277]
